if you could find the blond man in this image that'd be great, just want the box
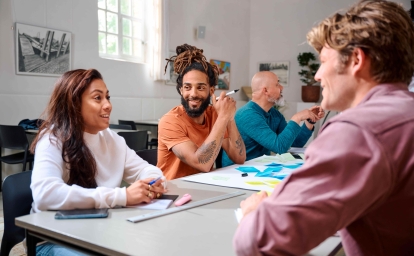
[233,1,414,255]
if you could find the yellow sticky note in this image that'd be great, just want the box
[264,180,281,185]
[257,190,272,196]
[245,181,265,186]
[245,180,281,188]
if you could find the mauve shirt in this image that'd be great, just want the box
[233,83,414,256]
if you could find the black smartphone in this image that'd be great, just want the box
[55,208,109,220]
[290,153,303,160]
[158,194,179,201]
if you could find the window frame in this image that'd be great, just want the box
[98,0,147,64]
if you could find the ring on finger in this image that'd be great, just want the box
[147,191,153,198]
[156,193,161,198]
[148,184,152,191]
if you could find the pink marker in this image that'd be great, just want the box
[175,194,192,206]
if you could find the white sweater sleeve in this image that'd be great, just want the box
[122,144,165,186]
[31,134,127,212]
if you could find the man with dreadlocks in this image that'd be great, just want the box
[157,44,246,180]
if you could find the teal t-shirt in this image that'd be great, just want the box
[222,101,312,167]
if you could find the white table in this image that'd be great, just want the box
[16,179,341,256]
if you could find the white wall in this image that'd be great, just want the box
[169,0,251,101]
[0,0,411,176]
[0,0,250,176]
[0,0,251,126]
[249,0,410,121]
[2,0,409,122]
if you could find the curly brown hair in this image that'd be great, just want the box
[165,44,219,95]
[30,69,102,188]
[307,0,414,84]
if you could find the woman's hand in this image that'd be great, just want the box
[126,177,167,206]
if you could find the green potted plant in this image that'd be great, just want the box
[297,52,320,102]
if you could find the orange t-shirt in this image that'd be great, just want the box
[157,105,225,180]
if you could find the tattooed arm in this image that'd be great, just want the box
[171,116,229,173]
[222,119,246,164]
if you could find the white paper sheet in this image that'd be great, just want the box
[182,154,304,192]
[234,208,243,223]
[126,199,173,210]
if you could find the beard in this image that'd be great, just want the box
[181,95,211,117]
[268,95,286,107]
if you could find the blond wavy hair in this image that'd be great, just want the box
[307,0,414,84]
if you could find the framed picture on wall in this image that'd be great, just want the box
[15,23,71,77]
[210,59,230,90]
[166,51,178,85]
[258,61,289,87]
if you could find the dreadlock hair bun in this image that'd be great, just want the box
[164,44,220,95]
[173,44,212,75]
[176,44,202,55]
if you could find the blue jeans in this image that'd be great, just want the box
[36,242,89,256]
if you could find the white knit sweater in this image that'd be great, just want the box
[31,128,164,212]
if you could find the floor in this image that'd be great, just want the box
[0,192,26,256]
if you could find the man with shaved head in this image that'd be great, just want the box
[222,71,324,166]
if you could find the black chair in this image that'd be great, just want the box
[147,138,158,149]
[215,148,224,169]
[118,120,137,130]
[119,120,157,149]
[118,131,148,151]
[136,149,158,166]
[0,125,34,191]
[0,170,33,256]
[109,124,132,130]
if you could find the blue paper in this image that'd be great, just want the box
[265,162,283,167]
[282,164,301,169]
[263,167,283,173]
[255,170,274,177]
[235,166,260,173]
[273,173,289,180]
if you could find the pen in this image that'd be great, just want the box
[215,89,239,100]
[149,177,161,186]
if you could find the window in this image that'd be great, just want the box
[98,0,146,63]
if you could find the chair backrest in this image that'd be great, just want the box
[0,170,33,256]
[118,120,137,130]
[118,131,148,151]
[0,125,29,150]
[136,149,158,166]
[215,147,223,169]
[109,124,132,130]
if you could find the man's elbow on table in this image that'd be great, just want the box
[233,225,259,256]
[229,151,246,165]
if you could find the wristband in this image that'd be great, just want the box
[306,118,316,125]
